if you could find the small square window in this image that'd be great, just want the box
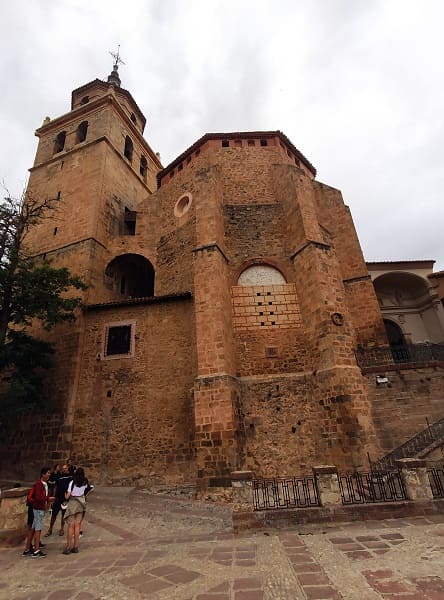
[260,139,268,147]
[104,322,135,358]
[222,140,229,147]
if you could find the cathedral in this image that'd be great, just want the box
[10,62,444,485]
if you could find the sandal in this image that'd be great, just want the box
[58,529,64,536]
[62,548,71,555]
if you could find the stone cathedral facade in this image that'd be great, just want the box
[13,65,444,485]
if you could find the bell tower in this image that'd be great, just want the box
[25,56,162,303]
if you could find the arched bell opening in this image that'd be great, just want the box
[105,254,154,299]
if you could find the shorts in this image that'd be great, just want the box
[32,509,45,531]
[51,499,67,519]
[66,512,82,524]
[27,505,34,527]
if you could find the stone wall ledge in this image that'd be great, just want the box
[1,487,29,499]
[233,498,444,532]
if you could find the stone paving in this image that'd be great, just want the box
[0,487,443,599]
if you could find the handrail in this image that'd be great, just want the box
[372,416,444,471]
[355,343,444,369]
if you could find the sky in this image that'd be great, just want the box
[1,0,443,269]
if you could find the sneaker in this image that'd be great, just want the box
[21,549,32,557]
[71,547,79,554]
[38,542,46,548]
[31,550,46,558]
[62,548,71,555]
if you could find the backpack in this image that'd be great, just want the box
[26,485,35,507]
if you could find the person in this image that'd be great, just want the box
[47,464,61,497]
[79,478,94,537]
[26,466,55,558]
[44,463,72,537]
[66,458,76,475]
[22,494,36,556]
[62,467,91,554]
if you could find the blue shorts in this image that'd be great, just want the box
[32,509,45,531]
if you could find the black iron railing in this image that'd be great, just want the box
[428,468,444,498]
[355,343,444,369]
[252,476,320,511]
[338,471,407,504]
[371,416,444,471]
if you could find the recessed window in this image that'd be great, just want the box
[222,140,229,147]
[140,155,147,180]
[260,139,268,147]
[130,112,137,125]
[56,191,62,201]
[123,207,136,235]
[54,131,66,153]
[104,323,134,358]
[76,121,88,143]
[174,193,193,218]
[124,136,133,162]
[80,96,89,105]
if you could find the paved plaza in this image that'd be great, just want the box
[1,487,444,599]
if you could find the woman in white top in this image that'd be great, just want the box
[62,467,92,554]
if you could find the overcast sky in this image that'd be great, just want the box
[1,0,443,269]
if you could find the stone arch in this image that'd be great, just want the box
[383,318,405,346]
[373,271,443,343]
[54,131,66,153]
[232,262,301,330]
[124,136,134,162]
[105,254,154,299]
[76,121,88,143]
[373,272,430,308]
[237,263,287,286]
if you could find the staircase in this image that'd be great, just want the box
[372,416,444,471]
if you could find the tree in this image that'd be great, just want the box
[0,187,86,413]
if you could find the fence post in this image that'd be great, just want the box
[396,458,434,500]
[231,471,254,510]
[312,465,342,507]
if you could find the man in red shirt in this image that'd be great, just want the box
[23,467,55,558]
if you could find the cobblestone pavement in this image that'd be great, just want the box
[1,487,444,599]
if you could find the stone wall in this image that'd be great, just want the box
[367,366,444,457]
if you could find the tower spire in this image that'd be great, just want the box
[107,45,125,87]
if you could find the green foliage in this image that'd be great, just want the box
[0,331,54,413]
[8,259,86,329]
[0,188,86,414]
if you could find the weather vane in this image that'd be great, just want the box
[109,45,125,70]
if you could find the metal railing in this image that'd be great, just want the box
[252,476,320,511]
[355,343,444,369]
[371,416,444,471]
[428,468,444,498]
[338,471,407,504]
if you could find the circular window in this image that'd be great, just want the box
[174,193,193,218]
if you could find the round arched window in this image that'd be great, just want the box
[174,193,193,218]
[238,265,286,286]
